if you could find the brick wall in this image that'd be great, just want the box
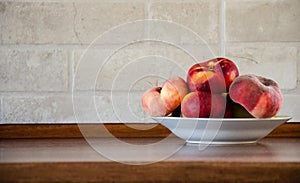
[0,0,299,123]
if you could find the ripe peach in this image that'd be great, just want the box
[181,91,232,118]
[229,74,283,118]
[187,58,239,93]
[160,76,188,112]
[141,76,188,117]
[141,87,170,116]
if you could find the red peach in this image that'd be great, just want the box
[187,58,239,93]
[181,91,231,118]
[229,74,283,118]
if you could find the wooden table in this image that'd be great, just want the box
[1,136,300,182]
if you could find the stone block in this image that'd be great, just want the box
[226,44,297,89]
[0,2,145,44]
[150,1,221,44]
[0,49,68,91]
[226,0,300,42]
[2,95,74,123]
[278,94,300,122]
[73,42,219,91]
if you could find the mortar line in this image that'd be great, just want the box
[0,90,143,97]
[0,91,71,97]
[0,42,298,50]
[68,49,74,95]
[144,0,152,40]
[0,96,3,123]
[220,0,226,57]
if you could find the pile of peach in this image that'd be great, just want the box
[142,58,283,118]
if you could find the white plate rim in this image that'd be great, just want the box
[152,116,292,123]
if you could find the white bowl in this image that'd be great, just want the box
[152,116,291,144]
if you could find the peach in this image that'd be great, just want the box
[141,76,188,116]
[187,58,239,93]
[181,91,232,118]
[229,74,283,118]
[141,87,170,116]
[160,76,188,112]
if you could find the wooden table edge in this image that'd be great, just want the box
[0,122,299,139]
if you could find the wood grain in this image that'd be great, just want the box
[0,162,299,183]
[267,123,300,138]
[0,123,299,139]
[0,123,170,139]
[1,137,299,182]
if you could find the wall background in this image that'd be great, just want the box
[0,0,299,123]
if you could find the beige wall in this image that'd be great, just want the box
[0,0,299,123]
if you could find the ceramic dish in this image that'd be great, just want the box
[152,116,291,144]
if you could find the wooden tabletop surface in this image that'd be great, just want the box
[1,137,299,182]
[1,137,300,163]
